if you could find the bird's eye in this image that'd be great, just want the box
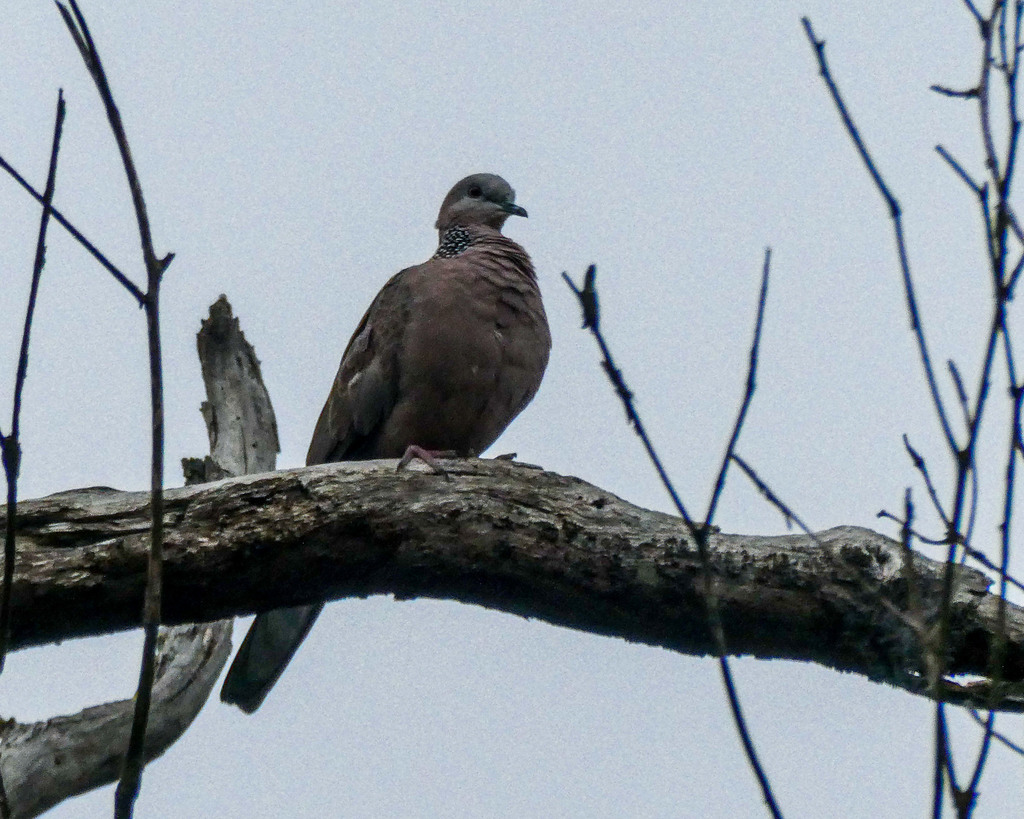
[468,185,482,198]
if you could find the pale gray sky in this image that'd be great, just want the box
[1,2,1020,817]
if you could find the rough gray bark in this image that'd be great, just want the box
[0,624,229,818]
[0,296,278,818]
[189,294,280,478]
[2,456,1022,713]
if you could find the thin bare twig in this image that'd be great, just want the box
[804,7,1024,811]
[55,3,171,816]
[1001,313,1021,390]
[0,88,65,819]
[704,250,771,524]
[564,252,785,819]
[936,145,985,196]
[932,0,1024,810]
[729,454,819,541]
[899,489,925,628]
[964,452,981,566]
[0,153,144,304]
[968,709,1024,756]
[902,435,952,529]
[876,511,947,544]
[802,11,1024,815]
[933,703,951,819]
[948,360,973,428]
[801,17,959,457]
[931,84,980,98]
[0,90,65,675]
[935,146,1024,249]
[963,0,987,29]
[966,706,998,800]
[967,371,1024,795]
[879,508,1024,594]
[561,266,696,527]
[697,250,779,819]
[936,4,1022,809]
[1008,248,1024,294]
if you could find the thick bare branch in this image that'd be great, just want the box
[1,459,1021,710]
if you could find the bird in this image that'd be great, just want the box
[220,173,550,713]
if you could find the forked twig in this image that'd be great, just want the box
[564,251,784,819]
[704,251,771,524]
[561,265,695,524]
[801,17,958,456]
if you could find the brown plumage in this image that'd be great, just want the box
[221,173,550,712]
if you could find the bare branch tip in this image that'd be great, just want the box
[930,84,980,99]
[563,265,600,330]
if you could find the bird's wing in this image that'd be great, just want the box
[305,269,410,465]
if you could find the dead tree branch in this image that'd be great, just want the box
[0,459,1021,711]
[0,296,276,818]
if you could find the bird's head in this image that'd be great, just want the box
[435,173,528,233]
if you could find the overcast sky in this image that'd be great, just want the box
[1,2,1021,817]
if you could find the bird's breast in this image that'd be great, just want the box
[376,257,548,455]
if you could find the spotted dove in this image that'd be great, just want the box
[220,173,550,713]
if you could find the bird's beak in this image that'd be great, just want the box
[502,202,528,218]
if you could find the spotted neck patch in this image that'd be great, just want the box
[434,226,473,258]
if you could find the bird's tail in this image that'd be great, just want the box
[220,603,324,713]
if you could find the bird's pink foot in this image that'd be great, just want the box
[397,445,458,478]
